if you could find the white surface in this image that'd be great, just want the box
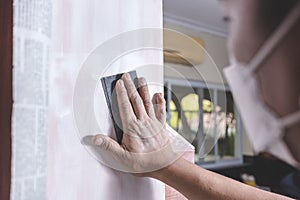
[48,0,166,200]
[11,0,51,199]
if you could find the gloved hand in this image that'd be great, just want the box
[82,73,189,174]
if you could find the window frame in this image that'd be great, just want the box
[165,77,243,169]
[0,0,13,198]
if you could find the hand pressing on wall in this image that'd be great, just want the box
[82,73,189,175]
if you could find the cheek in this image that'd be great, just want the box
[226,22,240,59]
[224,3,263,62]
[226,34,235,59]
[226,21,258,63]
[223,4,245,59]
[226,14,268,63]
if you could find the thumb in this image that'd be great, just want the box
[82,134,122,154]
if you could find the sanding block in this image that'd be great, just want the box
[101,71,138,144]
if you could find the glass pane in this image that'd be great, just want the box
[200,89,216,163]
[165,84,200,159]
[164,82,241,166]
[180,92,199,157]
[181,93,199,132]
[170,100,181,130]
[217,91,237,160]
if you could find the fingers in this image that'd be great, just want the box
[122,73,147,120]
[152,93,166,123]
[116,79,136,126]
[138,77,155,118]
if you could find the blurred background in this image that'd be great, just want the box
[1,0,297,200]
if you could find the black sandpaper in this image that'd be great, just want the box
[101,71,138,144]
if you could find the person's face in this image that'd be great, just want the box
[220,0,269,63]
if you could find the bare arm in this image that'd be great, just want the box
[150,157,292,200]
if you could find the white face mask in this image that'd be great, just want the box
[224,2,300,168]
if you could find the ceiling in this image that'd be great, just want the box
[163,0,228,36]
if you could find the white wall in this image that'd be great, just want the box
[48,1,166,200]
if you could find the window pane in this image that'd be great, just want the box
[170,100,181,130]
[217,91,238,160]
[181,93,199,132]
[200,89,216,163]
[165,84,200,159]
[164,80,242,167]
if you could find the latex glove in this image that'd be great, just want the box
[82,73,189,174]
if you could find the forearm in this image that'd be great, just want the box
[151,157,292,200]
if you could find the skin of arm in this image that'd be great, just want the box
[149,157,292,200]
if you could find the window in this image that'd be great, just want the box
[164,78,243,169]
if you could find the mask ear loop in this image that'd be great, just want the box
[247,2,300,74]
[280,109,300,130]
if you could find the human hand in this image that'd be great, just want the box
[82,73,189,175]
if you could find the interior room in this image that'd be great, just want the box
[162,0,299,195]
[1,0,300,199]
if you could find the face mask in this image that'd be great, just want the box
[223,2,300,168]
